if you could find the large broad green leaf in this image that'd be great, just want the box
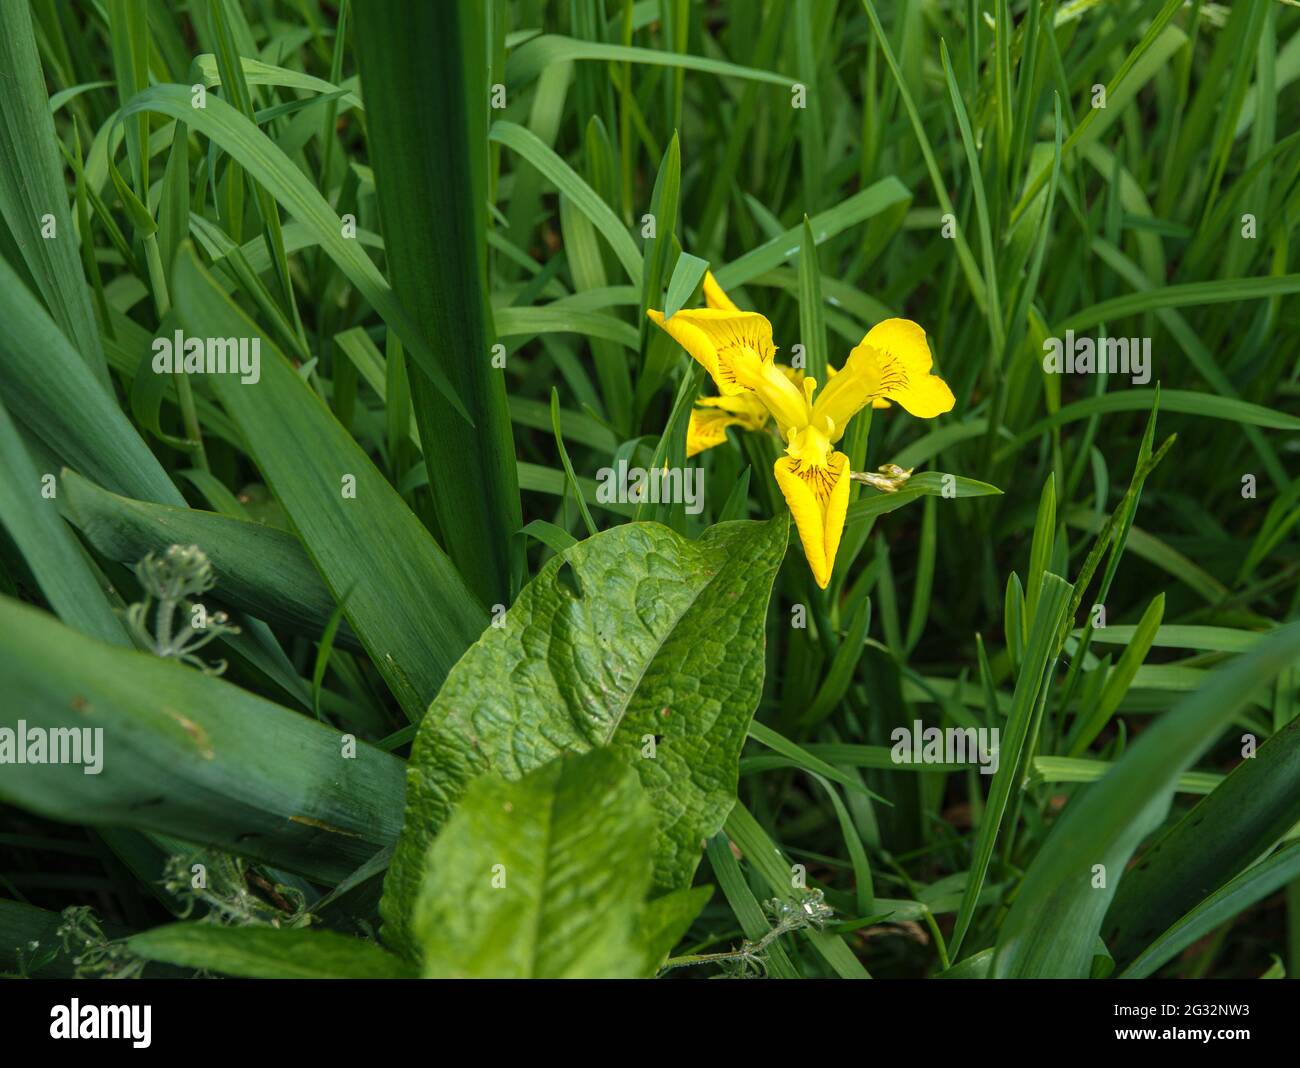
[170,243,486,719]
[0,596,404,883]
[412,751,659,978]
[353,0,520,607]
[0,255,183,507]
[990,621,1300,978]
[382,516,788,954]
[62,470,359,651]
[0,0,109,389]
[1104,711,1300,965]
[129,924,414,979]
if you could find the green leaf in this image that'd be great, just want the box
[1120,841,1300,979]
[205,0,302,350]
[1084,624,1264,654]
[548,387,598,537]
[62,470,359,650]
[703,831,798,979]
[950,573,1072,956]
[1058,274,1300,334]
[858,0,986,311]
[639,132,681,330]
[990,621,1300,977]
[129,924,415,979]
[0,256,184,507]
[1001,390,1300,455]
[799,596,873,728]
[382,516,788,955]
[663,251,709,320]
[354,0,520,606]
[939,39,1003,351]
[1024,474,1056,622]
[1067,593,1164,756]
[1007,0,1185,223]
[191,54,362,109]
[843,472,1002,534]
[1030,757,1220,797]
[1105,709,1300,966]
[412,751,656,978]
[116,84,469,422]
[495,306,640,349]
[746,720,883,801]
[490,120,642,285]
[0,406,129,646]
[170,243,486,720]
[935,947,993,979]
[638,885,714,974]
[0,596,404,883]
[798,216,828,383]
[713,178,911,291]
[505,35,796,89]
[0,0,109,389]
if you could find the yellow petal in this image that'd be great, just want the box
[686,408,740,457]
[703,271,739,311]
[774,450,850,589]
[860,318,955,418]
[686,388,773,456]
[812,318,952,432]
[646,308,776,396]
[808,352,882,441]
[695,391,770,431]
[791,362,898,417]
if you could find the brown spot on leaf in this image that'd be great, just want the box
[164,708,214,759]
[289,815,362,838]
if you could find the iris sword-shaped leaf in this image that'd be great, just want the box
[0,596,405,883]
[170,244,486,721]
[0,0,110,390]
[353,0,521,607]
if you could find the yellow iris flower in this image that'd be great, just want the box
[648,273,954,589]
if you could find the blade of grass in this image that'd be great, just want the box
[117,84,470,423]
[0,0,109,388]
[949,573,1072,957]
[992,621,1300,977]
